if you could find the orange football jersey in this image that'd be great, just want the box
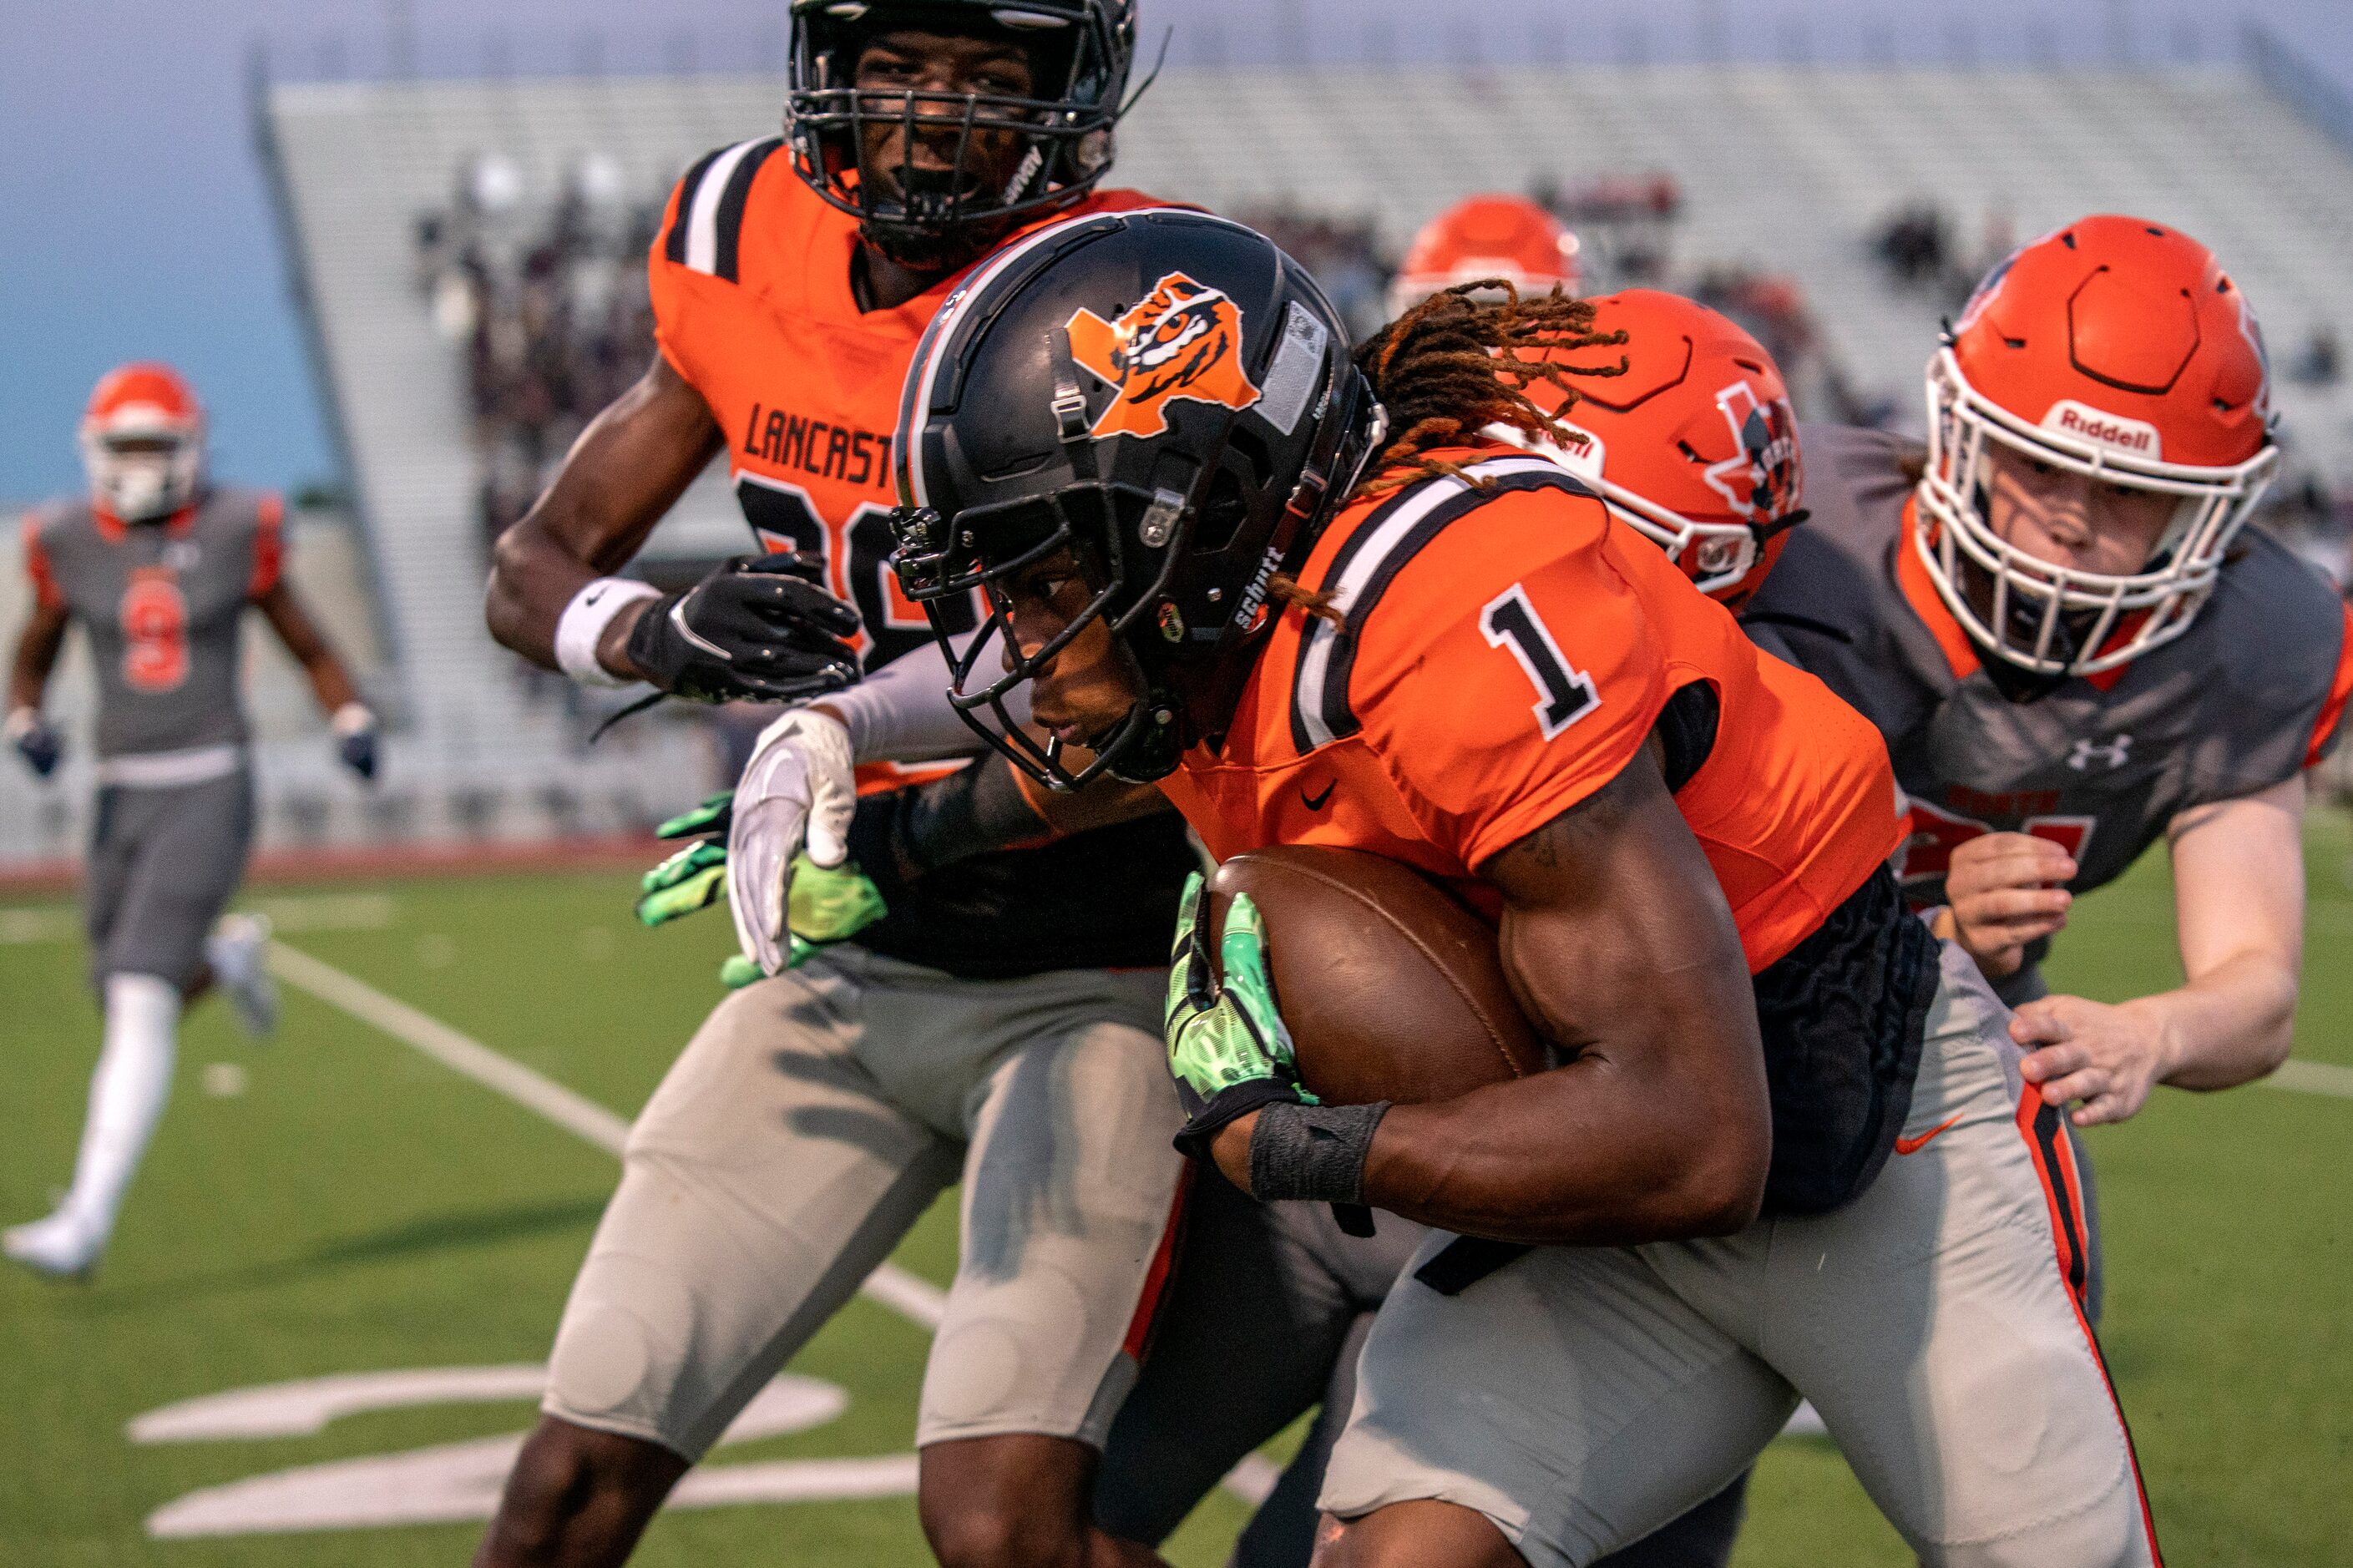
[649,137,1168,787]
[1159,450,1904,973]
[650,135,1168,670]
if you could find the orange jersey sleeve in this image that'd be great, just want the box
[2305,600,2353,769]
[1341,483,1678,872]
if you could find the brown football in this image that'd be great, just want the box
[1207,847,1550,1106]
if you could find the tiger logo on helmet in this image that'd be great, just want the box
[1066,271,1263,439]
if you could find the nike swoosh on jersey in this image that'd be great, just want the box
[1300,780,1336,812]
[1893,1113,1963,1156]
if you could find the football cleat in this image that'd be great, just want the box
[207,913,279,1040]
[3,1211,103,1282]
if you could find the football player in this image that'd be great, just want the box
[1744,216,2335,1138]
[892,210,2161,1566]
[6,362,378,1280]
[472,6,1206,1567]
[1090,285,1807,1568]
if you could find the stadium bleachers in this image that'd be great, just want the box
[11,58,2345,867]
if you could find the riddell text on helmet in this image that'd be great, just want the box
[2045,400,2161,458]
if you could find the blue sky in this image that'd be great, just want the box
[3,0,2345,504]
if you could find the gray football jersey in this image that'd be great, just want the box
[23,487,281,759]
[1747,424,2348,988]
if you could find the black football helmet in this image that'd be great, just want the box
[786,0,1143,263]
[889,208,1382,787]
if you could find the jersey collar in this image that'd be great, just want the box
[1895,496,2148,695]
[89,501,198,544]
[1895,495,1982,681]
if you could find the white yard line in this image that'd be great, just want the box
[267,941,947,1328]
[2264,1059,2353,1100]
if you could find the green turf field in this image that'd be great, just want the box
[3,822,2349,1565]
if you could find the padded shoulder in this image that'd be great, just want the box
[656,137,791,286]
[2203,526,2349,710]
[1289,455,1607,752]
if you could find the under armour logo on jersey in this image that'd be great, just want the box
[2067,735,2133,773]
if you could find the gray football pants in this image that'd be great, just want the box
[1322,942,2153,1568]
[541,947,1187,1460]
[85,771,254,989]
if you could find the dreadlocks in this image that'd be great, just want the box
[1347,281,1628,502]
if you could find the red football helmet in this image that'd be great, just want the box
[1919,215,2276,675]
[1500,289,1803,609]
[80,363,206,524]
[1389,195,1581,318]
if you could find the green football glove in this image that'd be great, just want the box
[1164,872,1316,1161]
[634,793,734,928]
[785,855,890,958]
[635,792,888,987]
[706,855,888,987]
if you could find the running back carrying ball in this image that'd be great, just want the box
[1207,847,1547,1105]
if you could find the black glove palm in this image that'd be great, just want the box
[625,554,863,704]
[11,716,62,778]
[339,730,379,781]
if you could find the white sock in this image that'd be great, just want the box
[58,972,181,1242]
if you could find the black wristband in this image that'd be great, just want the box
[1248,1100,1391,1206]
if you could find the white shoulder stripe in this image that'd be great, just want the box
[683,139,765,277]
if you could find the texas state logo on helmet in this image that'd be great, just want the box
[80,363,207,524]
[1918,214,2278,676]
[1496,289,1804,609]
[1065,272,1263,438]
[891,207,1377,787]
[1389,195,1581,317]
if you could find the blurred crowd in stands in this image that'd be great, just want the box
[423,162,2353,583]
[1869,200,2016,312]
[414,152,666,557]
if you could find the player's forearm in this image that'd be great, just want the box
[483,359,723,670]
[1360,1050,1769,1245]
[301,652,362,716]
[2138,951,2300,1091]
[9,612,66,711]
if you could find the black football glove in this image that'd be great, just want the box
[339,731,379,781]
[331,703,380,782]
[6,710,62,778]
[625,554,863,705]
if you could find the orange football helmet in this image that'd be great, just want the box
[80,363,206,524]
[1499,289,1803,609]
[1920,215,2276,675]
[1389,195,1581,318]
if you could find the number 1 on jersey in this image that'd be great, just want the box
[1481,585,1599,741]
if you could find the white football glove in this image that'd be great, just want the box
[727,707,858,977]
